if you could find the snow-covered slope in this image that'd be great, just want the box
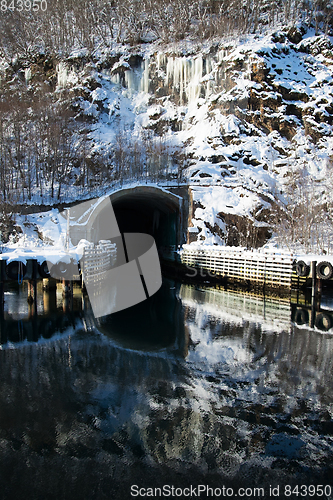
[1,24,333,253]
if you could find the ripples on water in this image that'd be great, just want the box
[0,280,332,499]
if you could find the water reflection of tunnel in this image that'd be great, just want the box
[110,188,180,250]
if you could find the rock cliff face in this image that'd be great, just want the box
[1,25,333,251]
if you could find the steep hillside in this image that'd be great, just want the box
[1,17,333,253]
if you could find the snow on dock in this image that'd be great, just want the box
[180,244,333,289]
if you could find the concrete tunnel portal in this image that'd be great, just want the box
[111,187,181,250]
[83,186,186,256]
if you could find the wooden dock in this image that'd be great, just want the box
[0,243,332,309]
[180,245,295,290]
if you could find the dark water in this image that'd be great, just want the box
[0,280,333,499]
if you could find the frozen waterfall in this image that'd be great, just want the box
[109,48,231,105]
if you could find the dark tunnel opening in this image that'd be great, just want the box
[111,192,180,251]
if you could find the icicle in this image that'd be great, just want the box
[24,67,31,85]
[110,72,121,86]
[166,56,203,105]
[140,59,150,94]
[57,62,68,87]
[124,69,135,93]
[157,52,166,72]
[187,56,203,104]
[57,62,76,87]
[105,49,233,104]
[109,59,148,95]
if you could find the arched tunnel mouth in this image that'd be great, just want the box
[110,189,180,252]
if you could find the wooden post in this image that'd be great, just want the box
[28,261,38,334]
[62,279,72,297]
[27,280,34,303]
[43,286,57,314]
[0,260,5,316]
[28,279,38,316]
[316,278,322,308]
[33,279,37,315]
[42,277,57,290]
[310,261,317,328]
[311,261,317,305]
[62,279,73,313]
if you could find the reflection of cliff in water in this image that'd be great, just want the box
[0,283,332,498]
[181,285,333,403]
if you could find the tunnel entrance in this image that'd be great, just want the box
[110,186,181,251]
[68,185,185,260]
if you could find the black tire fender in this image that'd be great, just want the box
[316,261,333,280]
[295,260,310,277]
[5,261,27,281]
[315,312,332,332]
[294,308,309,326]
[38,260,51,279]
[49,259,80,280]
